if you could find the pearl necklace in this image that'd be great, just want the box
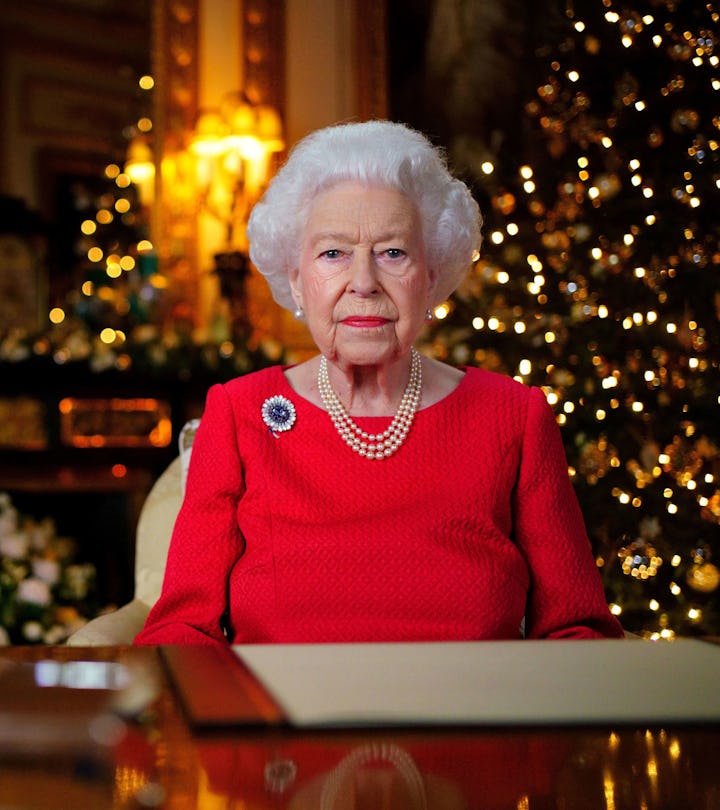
[318,348,422,460]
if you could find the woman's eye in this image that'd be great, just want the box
[320,249,343,260]
[383,248,406,259]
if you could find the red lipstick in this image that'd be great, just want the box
[342,316,389,327]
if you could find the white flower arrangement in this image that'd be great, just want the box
[0,492,102,644]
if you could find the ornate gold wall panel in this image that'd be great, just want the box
[152,0,200,325]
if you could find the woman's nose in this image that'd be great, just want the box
[347,251,379,296]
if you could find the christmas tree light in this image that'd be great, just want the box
[426,0,720,636]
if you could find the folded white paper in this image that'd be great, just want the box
[233,639,720,727]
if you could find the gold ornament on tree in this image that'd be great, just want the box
[686,548,720,594]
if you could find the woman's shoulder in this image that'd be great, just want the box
[217,365,289,397]
[460,365,535,401]
[201,366,292,418]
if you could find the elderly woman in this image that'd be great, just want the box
[135,120,623,646]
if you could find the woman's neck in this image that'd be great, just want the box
[325,352,417,417]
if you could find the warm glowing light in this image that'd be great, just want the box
[491,231,505,245]
[100,328,116,344]
[609,603,622,616]
[81,220,97,235]
[514,321,526,334]
[497,270,510,284]
[507,222,519,236]
[567,70,580,82]
[598,305,609,318]
[523,180,536,193]
[472,317,484,330]
[488,317,500,331]
[519,359,532,376]
[527,254,543,271]
[88,247,104,263]
[481,161,494,174]
[49,307,65,324]
[519,165,533,179]
[139,75,154,90]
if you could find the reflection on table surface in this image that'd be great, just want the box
[0,645,718,810]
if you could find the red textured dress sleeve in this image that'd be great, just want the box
[513,388,624,639]
[134,384,245,646]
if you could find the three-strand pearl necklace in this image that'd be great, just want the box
[317,348,423,460]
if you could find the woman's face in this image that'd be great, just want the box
[290,181,436,370]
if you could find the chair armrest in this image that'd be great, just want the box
[65,599,151,646]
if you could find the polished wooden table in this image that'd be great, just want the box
[1,645,719,809]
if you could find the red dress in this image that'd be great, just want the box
[135,365,623,645]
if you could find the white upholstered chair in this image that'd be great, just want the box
[66,420,199,646]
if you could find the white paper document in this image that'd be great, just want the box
[233,639,720,727]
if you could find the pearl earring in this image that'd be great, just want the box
[425,308,433,321]
[293,306,304,320]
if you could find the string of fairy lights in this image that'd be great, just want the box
[430,0,720,636]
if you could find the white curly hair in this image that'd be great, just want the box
[247,119,483,312]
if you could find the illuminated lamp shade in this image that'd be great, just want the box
[190,111,226,156]
[255,105,285,153]
[125,135,155,205]
[222,94,261,157]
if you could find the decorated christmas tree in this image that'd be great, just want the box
[425,0,720,636]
